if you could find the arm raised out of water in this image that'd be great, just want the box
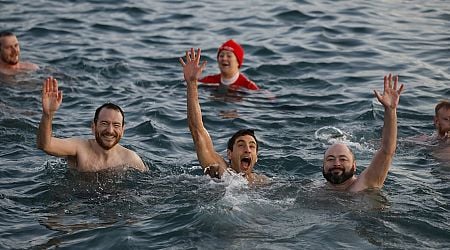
[37,76,80,157]
[179,48,228,178]
[352,74,404,191]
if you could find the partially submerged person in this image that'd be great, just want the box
[428,100,450,161]
[179,48,268,184]
[433,101,450,141]
[322,74,404,192]
[0,31,38,75]
[37,76,147,172]
[199,39,259,91]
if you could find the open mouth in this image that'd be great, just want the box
[240,156,251,171]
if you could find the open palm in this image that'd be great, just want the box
[42,77,62,115]
[179,48,206,83]
[374,74,404,109]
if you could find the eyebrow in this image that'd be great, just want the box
[99,120,122,124]
[236,139,256,144]
[326,154,349,159]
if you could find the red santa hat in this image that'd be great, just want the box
[217,39,244,68]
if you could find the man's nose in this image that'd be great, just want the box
[106,124,114,132]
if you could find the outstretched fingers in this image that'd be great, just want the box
[376,73,405,108]
[373,89,382,103]
[51,77,58,93]
[397,83,404,94]
[385,74,404,93]
[179,57,186,66]
[383,73,392,92]
[194,48,201,64]
[393,75,398,90]
[393,75,404,95]
[179,48,201,67]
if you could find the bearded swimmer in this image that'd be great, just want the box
[322,74,404,192]
[0,31,38,76]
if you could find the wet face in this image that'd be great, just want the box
[218,50,239,77]
[92,108,124,150]
[227,135,258,175]
[434,107,450,138]
[0,35,20,65]
[322,144,356,185]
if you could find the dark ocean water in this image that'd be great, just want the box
[1,0,449,249]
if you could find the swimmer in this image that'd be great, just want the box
[179,48,268,184]
[322,74,404,192]
[433,101,450,141]
[0,31,38,76]
[199,39,259,91]
[37,76,147,172]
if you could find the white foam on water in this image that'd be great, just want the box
[315,125,376,153]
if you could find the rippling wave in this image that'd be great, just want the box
[1,0,449,249]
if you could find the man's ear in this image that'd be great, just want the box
[227,149,232,160]
[91,121,95,134]
[434,116,438,127]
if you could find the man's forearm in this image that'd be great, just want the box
[381,108,397,155]
[37,113,54,150]
[186,81,204,132]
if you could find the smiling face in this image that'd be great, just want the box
[217,50,240,78]
[434,106,450,138]
[322,143,356,185]
[0,34,20,65]
[227,134,258,175]
[92,108,124,150]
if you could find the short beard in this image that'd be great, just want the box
[95,131,120,150]
[322,167,355,185]
[1,54,19,65]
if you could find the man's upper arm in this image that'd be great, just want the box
[41,137,81,158]
[131,151,148,172]
[192,127,227,169]
[359,149,394,189]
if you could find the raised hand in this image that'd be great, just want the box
[42,76,62,115]
[179,48,207,84]
[374,73,404,109]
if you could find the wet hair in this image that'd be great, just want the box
[0,31,14,38]
[435,101,450,116]
[227,129,258,152]
[0,31,15,47]
[93,103,125,126]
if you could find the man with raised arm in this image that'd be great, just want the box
[37,76,147,172]
[0,31,38,75]
[179,48,267,184]
[322,74,404,192]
